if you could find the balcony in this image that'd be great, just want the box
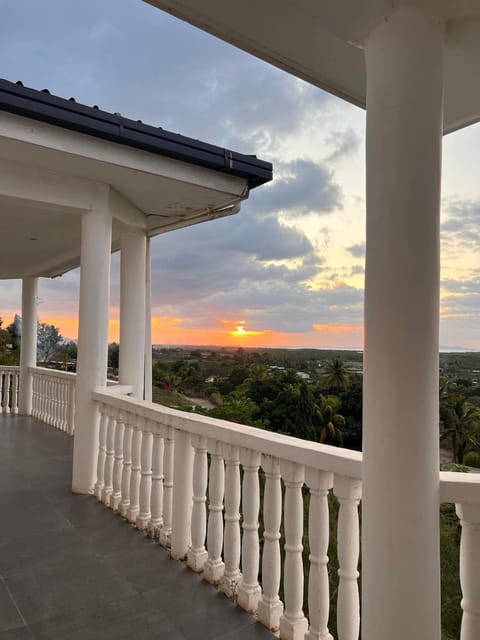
[1,364,479,640]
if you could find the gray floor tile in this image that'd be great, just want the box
[0,415,274,640]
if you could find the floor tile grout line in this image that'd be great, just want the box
[0,574,29,628]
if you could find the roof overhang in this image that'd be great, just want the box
[146,0,480,135]
[0,81,272,279]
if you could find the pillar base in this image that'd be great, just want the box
[186,548,208,572]
[203,559,225,585]
[219,571,242,600]
[237,583,261,613]
[257,598,283,630]
[279,615,309,640]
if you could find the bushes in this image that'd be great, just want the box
[463,450,480,467]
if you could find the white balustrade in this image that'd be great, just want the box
[257,455,283,630]
[147,428,165,539]
[333,476,362,640]
[89,389,480,640]
[237,448,262,613]
[111,410,125,511]
[118,412,134,517]
[279,460,309,640]
[29,367,76,433]
[305,469,333,640]
[159,433,174,548]
[137,420,153,530]
[0,366,20,414]
[101,408,116,506]
[219,443,242,599]
[187,435,208,571]
[203,442,225,584]
[127,415,143,523]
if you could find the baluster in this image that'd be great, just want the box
[46,378,51,424]
[0,372,4,413]
[60,381,66,430]
[118,413,134,517]
[11,371,18,414]
[219,444,242,599]
[171,430,194,560]
[94,406,108,499]
[279,460,308,640]
[257,455,284,631]
[101,408,117,506]
[31,374,37,417]
[3,372,10,414]
[137,420,154,530]
[456,503,480,640]
[159,432,174,547]
[127,415,143,523]
[238,448,262,612]
[333,476,362,640]
[36,375,42,420]
[147,426,165,539]
[111,410,125,511]
[67,380,75,435]
[203,442,225,584]
[305,469,334,640]
[54,380,60,428]
[187,435,208,571]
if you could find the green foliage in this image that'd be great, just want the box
[37,322,63,363]
[322,357,351,392]
[209,397,267,428]
[462,450,480,467]
[440,393,480,463]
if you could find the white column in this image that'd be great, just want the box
[72,204,112,493]
[19,277,38,415]
[144,237,152,402]
[363,6,444,640]
[119,230,146,399]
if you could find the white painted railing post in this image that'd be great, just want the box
[171,429,194,560]
[456,503,480,640]
[219,443,242,599]
[203,442,225,584]
[137,420,154,530]
[67,380,75,435]
[187,435,209,571]
[111,410,125,511]
[94,406,108,500]
[19,277,38,416]
[101,409,116,506]
[119,413,134,517]
[305,468,333,640]
[127,415,143,523]
[334,476,362,640]
[3,371,10,414]
[279,460,308,640]
[238,448,262,613]
[147,428,164,539]
[257,455,284,631]
[159,432,174,548]
[11,371,18,414]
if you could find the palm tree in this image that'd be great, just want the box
[317,395,345,447]
[322,357,351,393]
[440,394,480,464]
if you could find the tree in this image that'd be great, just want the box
[440,394,480,464]
[317,395,345,447]
[37,322,62,363]
[7,314,22,349]
[322,357,351,392]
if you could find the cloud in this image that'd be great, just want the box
[253,159,342,216]
[346,242,365,259]
[324,128,360,163]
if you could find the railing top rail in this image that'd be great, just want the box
[29,366,77,381]
[0,365,19,371]
[93,387,362,479]
[440,471,480,505]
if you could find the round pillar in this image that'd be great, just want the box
[119,230,146,399]
[18,277,38,415]
[362,6,444,639]
[72,205,112,494]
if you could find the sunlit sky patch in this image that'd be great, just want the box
[0,0,478,350]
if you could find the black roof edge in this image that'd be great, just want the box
[0,79,272,189]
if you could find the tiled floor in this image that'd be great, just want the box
[0,415,275,640]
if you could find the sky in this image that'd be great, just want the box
[0,0,479,350]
